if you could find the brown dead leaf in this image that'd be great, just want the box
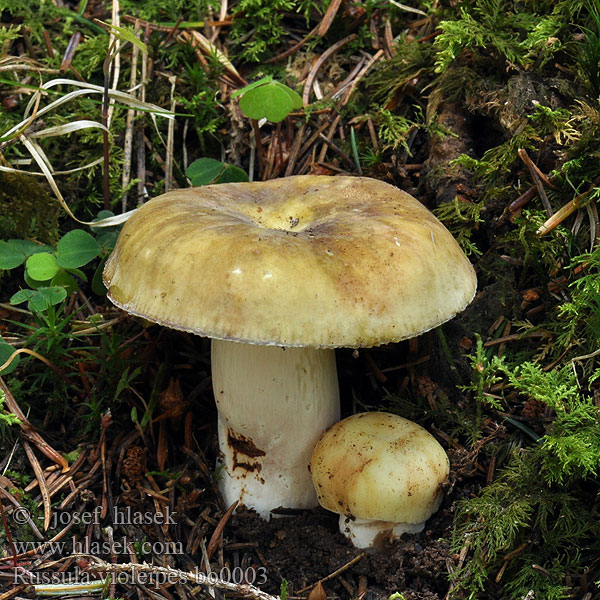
[160,378,188,421]
[308,581,327,600]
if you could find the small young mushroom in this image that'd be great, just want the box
[310,412,450,548]
[103,176,475,519]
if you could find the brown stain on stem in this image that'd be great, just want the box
[227,429,266,473]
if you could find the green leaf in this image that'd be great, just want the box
[9,240,54,256]
[91,210,115,232]
[239,81,296,122]
[185,158,249,186]
[275,81,302,110]
[103,22,148,53]
[39,286,68,306]
[218,164,249,183]
[10,289,35,305]
[96,230,119,250]
[63,267,87,281]
[24,271,49,289]
[92,257,108,296]
[0,241,26,269]
[0,341,19,375]
[0,239,51,269]
[50,270,78,294]
[231,76,273,99]
[186,158,225,186]
[26,252,60,281]
[28,287,68,312]
[92,213,120,249]
[11,287,67,312]
[56,230,101,269]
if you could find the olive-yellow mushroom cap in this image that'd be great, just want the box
[103,175,476,348]
[310,412,450,547]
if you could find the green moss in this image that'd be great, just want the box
[434,0,580,74]
[450,356,600,599]
[434,196,484,256]
[0,171,60,244]
[228,0,296,62]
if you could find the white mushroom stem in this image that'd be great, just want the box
[339,515,431,549]
[211,339,340,519]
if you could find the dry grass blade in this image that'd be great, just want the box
[23,78,173,117]
[20,134,69,206]
[0,156,104,176]
[265,25,319,64]
[165,74,177,191]
[302,35,356,106]
[22,440,52,531]
[339,49,385,107]
[0,55,59,73]
[389,0,428,16]
[122,22,141,211]
[33,579,109,596]
[317,133,355,169]
[518,148,553,217]
[18,133,137,227]
[0,74,175,227]
[179,30,245,85]
[106,0,122,129]
[28,119,110,139]
[2,82,170,143]
[1,89,91,142]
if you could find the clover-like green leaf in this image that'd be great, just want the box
[11,287,67,312]
[30,287,68,312]
[0,239,54,269]
[186,158,248,186]
[218,164,249,183]
[237,79,303,123]
[51,270,78,294]
[0,241,26,269]
[10,289,36,305]
[186,158,226,186]
[56,229,101,269]
[25,252,60,281]
[0,340,19,375]
[231,76,273,99]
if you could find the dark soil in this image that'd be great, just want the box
[227,496,456,599]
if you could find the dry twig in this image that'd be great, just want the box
[86,558,280,600]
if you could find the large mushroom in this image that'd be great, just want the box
[103,175,476,518]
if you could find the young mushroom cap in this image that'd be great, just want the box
[310,412,450,548]
[103,175,474,518]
